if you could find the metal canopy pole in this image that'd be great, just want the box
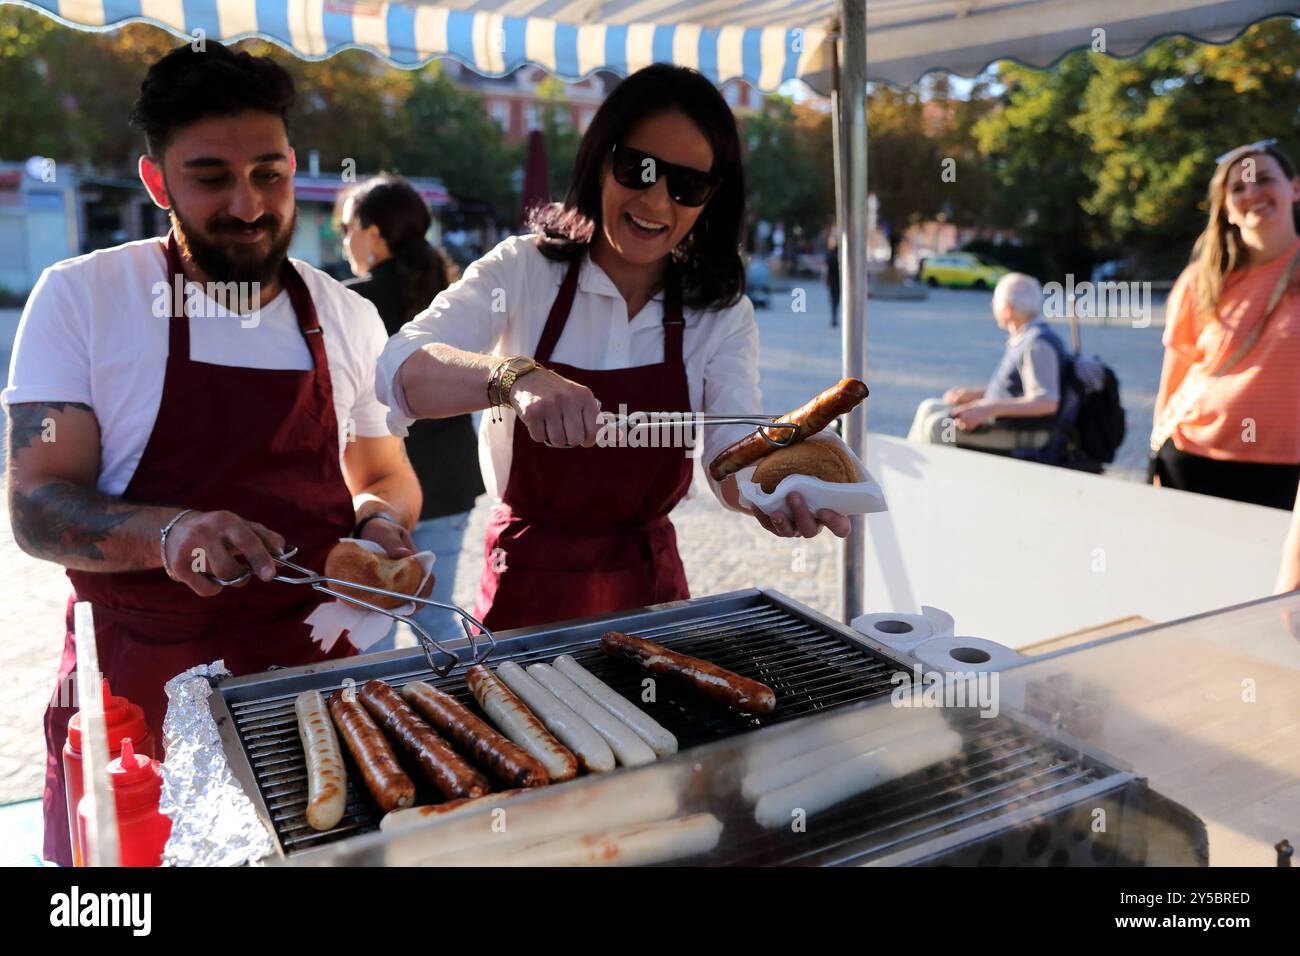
[832,0,868,623]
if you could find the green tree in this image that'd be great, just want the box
[973,52,1105,278]
[395,65,520,218]
[866,85,943,264]
[1076,20,1300,271]
[742,95,834,246]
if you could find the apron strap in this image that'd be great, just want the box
[534,252,686,369]
[535,257,582,363]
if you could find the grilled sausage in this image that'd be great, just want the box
[707,377,868,481]
[295,689,348,830]
[400,680,549,789]
[358,679,490,801]
[600,631,777,715]
[328,692,415,813]
[527,663,656,767]
[552,655,678,758]
[467,664,578,782]
[496,661,615,773]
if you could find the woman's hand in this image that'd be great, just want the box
[751,493,851,539]
[510,367,603,448]
[943,386,979,405]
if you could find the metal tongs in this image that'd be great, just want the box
[600,413,800,447]
[209,546,494,677]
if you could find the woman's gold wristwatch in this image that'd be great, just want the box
[488,356,540,409]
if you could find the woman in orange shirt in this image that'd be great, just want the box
[1150,140,1300,509]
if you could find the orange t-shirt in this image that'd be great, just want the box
[1156,239,1300,463]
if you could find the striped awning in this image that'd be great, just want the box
[6,0,1296,92]
[7,0,836,92]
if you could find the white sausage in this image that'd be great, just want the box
[380,789,528,833]
[466,664,577,782]
[741,712,950,801]
[428,813,723,867]
[754,729,963,829]
[552,655,678,757]
[294,689,347,831]
[496,661,615,773]
[528,663,656,768]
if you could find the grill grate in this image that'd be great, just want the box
[218,592,1131,863]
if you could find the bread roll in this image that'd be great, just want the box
[324,540,424,610]
[751,439,860,494]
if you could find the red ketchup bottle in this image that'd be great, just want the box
[78,737,173,867]
[62,680,154,867]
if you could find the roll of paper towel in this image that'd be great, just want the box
[851,606,955,654]
[911,636,1025,673]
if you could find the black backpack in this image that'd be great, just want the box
[1067,356,1126,465]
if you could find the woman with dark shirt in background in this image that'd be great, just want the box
[338,175,484,647]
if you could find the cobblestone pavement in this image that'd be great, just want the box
[0,281,1166,802]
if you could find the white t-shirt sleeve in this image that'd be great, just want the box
[700,296,762,508]
[376,235,524,435]
[1,266,93,409]
[345,295,394,439]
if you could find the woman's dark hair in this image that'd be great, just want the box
[130,41,296,158]
[529,64,746,311]
[343,175,454,323]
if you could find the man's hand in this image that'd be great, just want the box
[751,492,851,539]
[358,514,416,560]
[164,510,285,597]
[943,386,981,405]
[951,401,995,430]
[510,367,602,448]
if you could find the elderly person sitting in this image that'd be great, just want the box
[908,272,1070,453]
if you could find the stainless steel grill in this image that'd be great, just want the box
[208,589,1164,865]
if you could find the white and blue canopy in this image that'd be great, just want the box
[6,0,1294,94]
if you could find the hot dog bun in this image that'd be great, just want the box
[324,540,423,609]
[751,439,860,493]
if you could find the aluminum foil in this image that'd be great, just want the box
[159,661,275,867]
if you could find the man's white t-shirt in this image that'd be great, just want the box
[2,238,393,496]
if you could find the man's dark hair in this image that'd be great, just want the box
[130,41,296,157]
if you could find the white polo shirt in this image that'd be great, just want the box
[2,237,392,496]
[376,233,762,503]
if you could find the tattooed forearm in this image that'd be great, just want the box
[6,401,92,455]
[9,480,167,570]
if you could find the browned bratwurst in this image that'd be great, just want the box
[707,377,868,481]
[400,680,550,789]
[357,679,491,801]
[328,692,415,812]
[600,631,777,715]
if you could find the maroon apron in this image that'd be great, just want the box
[473,256,693,632]
[42,234,357,865]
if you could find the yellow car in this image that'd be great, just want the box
[919,252,1009,290]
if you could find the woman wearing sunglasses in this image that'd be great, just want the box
[377,64,849,631]
[1150,139,1300,509]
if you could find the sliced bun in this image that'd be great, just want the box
[751,439,860,494]
[324,540,423,610]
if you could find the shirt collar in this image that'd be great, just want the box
[570,248,665,303]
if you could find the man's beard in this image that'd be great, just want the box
[170,200,296,287]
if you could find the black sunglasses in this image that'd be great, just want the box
[610,144,719,207]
